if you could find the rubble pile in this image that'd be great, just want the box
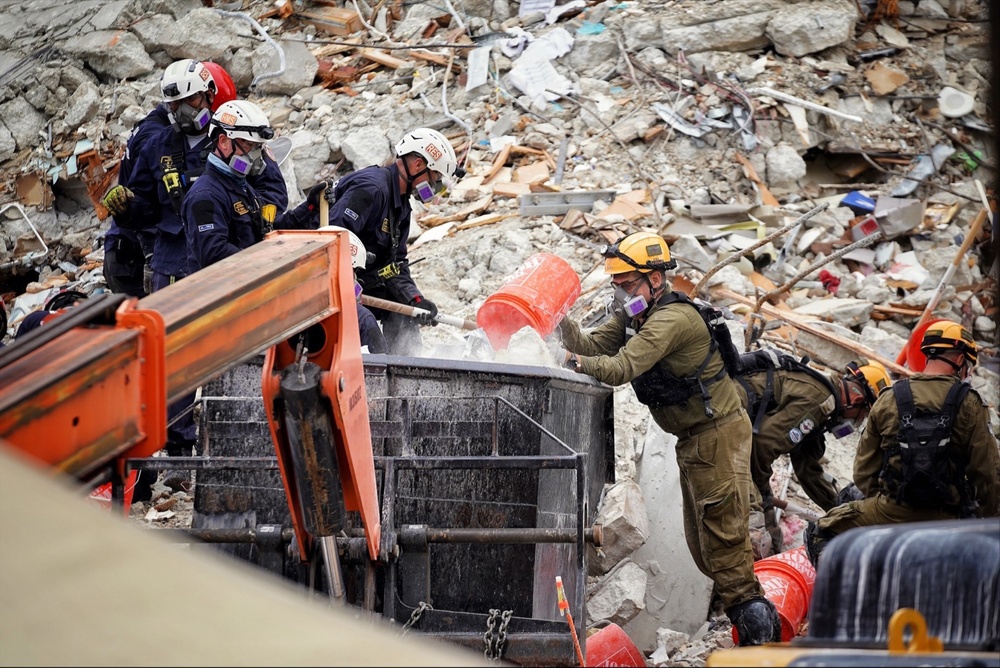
[1,0,996,664]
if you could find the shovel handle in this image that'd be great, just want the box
[360,294,478,330]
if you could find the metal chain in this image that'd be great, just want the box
[484,608,513,662]
[400,601,432,637]
[484,609,499,661]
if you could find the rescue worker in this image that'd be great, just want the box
[102,60,285,469]
[734,352,891,551]
[102,59,287,293]
[551,232,782,646]
[182,102,389,355]
[102,60,238,297]
[310,128,461,356]
[806,321,999,565]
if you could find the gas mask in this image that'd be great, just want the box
[228,143,264,177]
[412,171,452,204]
[829,419,857,439]
[170,102,211,135]
[613,281,648,318]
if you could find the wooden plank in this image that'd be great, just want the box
[298,7,363,36]
[483,144,511,183]
[712,287,913,377]
[456,212,509,230]
[734,152,781,207]
[410,49,463,73]
[419,194,493,228]
[358,47,410,69]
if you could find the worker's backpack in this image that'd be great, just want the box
[736,347,837,434]
[626,291,743,418]
[884,378,972,512]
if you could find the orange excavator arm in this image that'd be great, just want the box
[0,230,380,562]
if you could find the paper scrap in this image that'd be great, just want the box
[465,45,491,91]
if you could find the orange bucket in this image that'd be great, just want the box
[899,318,950,372]
[732,551,813,644]
[585,623,645,667]
[476,253,581,350]
[771,545,816,600]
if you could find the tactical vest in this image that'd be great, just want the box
[736,348,838,435]
[881,378,973,512]
[627,291,741,419]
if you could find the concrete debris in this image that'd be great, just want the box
[587,559,647,627]
[588,479,649,576]
[1,0,997,664]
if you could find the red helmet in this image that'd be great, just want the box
[202,61,237,111]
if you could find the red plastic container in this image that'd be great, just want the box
[585,623,645,667]
[476,253,581,350]
[771,545,816,600]
[899,318,950,372]
[88,470,139,515]
[732,548,815,644]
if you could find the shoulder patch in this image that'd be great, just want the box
[819,394,837,416]
[788,427,803,444]
[799,417,815,434]
[344,208,359,221]
[198,223,214,232]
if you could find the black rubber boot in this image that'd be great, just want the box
[727,597,782,646]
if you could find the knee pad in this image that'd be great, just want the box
[727,596,782,646]
[805,520,828,567]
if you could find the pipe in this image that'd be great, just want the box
[0,203,49,271]
[745,86,864,123]
[360,293,477,330]
[214,9,285,89]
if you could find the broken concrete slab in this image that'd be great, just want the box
[623,421,713,651]
[252,39,319,96]
[340,126,393,170]
[793,297,875,327]
[587,559,647,627]
[765,0,856,58]
[0,97,48,152]
[588,480,649,576]
[61,30,155,81]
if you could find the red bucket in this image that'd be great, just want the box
[771,545,816,602]
[476,253,581,350]
[88,470,139,515]
[585,623,645,667]
[732,551,813,644]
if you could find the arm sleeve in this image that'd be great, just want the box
[274,199,319,230]
[959,393,1000,517]
[185,192,240,269]
[853,398,887,497]
[117,146,160,231]
[559,315,627,357]
[570,308,696,387]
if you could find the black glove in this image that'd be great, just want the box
[306,180,333,208]
[410,295,438,326]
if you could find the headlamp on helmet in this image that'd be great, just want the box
[920,320,979,367]
[210,101,274,176]
[602,232,677,275]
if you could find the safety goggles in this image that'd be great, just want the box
[214,122,275,141]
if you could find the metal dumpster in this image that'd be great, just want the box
[160,353,613,665]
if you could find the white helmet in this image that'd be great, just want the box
[318,226,370,270]
[161,59,215,102]
[394,128,457,179]
[210,101,275,143]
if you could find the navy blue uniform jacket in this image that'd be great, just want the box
[328,164,420,304]
[122,126,288,278]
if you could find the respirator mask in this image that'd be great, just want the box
[170,102,211,135]
[227,142,264,177]
[612,278,648,318]
[829,419,857,439]
[412,170,452,204]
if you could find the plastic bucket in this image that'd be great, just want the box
[476,253,581,350]
[88,470,139,514]
[899,318,950,372]
[585,623,645,667]
[732,553,813,644]
[771,545,816,602]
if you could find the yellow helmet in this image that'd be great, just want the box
[845,358,891,407]
[602,232,676,275]
[920,320,978,366]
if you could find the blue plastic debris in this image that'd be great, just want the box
[840,190,876,215]
[577,21,605,35]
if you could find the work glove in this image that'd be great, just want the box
[142,255,154,295]
[102,185,134,217]
[409,295,438,326]
[306,180,334,209]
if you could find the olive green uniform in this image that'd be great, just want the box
[735,369,841,512]
[559,299,763,610]
[811,374,1000,554]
